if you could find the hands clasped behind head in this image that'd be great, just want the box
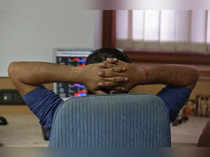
[82,58,129,94]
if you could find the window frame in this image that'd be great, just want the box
[102,10,210,66]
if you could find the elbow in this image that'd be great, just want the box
[8,61,21,81]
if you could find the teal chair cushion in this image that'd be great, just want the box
[49,94,171,149]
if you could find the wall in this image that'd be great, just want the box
[0,0,102,76]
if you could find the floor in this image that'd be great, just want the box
[171,117,209,146]
[0,106,209,147]
[0,106,48,147]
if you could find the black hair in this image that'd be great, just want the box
[86,48,132,65]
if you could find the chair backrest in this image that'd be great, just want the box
[49,94,171,149]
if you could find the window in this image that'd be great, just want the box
[116,10,210,53]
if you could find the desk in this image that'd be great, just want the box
[0,106,48,147]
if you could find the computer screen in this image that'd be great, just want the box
[54,49,93,100]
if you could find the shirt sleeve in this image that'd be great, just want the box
[22,86,64,138]
[157,86,192,122]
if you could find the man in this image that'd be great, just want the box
[8,48,199,139]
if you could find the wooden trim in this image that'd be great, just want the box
[125,50,210,65]
[102,10,116,48]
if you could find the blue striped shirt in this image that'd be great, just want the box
[23,85,191,138]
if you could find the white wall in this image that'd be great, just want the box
[0,0,102,76]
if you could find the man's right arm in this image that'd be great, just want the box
[8,62,83,95]
[8,61,86,138]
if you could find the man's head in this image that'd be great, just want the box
[86,48,132,65]
[85,48,132,94]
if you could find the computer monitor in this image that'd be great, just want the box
[53,49,93,100]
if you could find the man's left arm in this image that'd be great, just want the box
[99,60,199,121]
[99,60,199,91]
[133,64,199,121]
[141,65,199,90]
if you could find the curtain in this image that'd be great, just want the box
[116,10,210,53]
